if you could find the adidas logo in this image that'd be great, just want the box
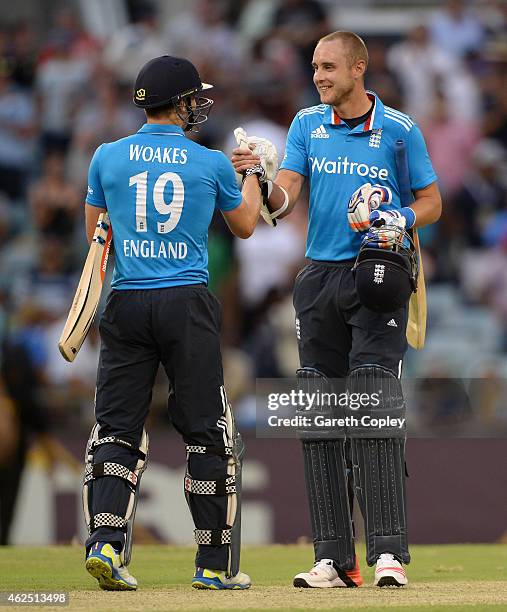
[311,125,329,139]
[387,319,397,327]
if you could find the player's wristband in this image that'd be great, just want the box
[243,164,265,183]
[399,207,416,228]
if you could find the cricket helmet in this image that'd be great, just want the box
[133,55,213,130]
[353,226,418,313]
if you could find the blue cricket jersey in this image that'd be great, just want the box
[86,123,242,289]
[280,92,437,261]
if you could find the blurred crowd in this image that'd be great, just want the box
[1,0,507,540]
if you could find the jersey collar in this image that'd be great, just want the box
[137,123,185,136]
[326,91,384,132]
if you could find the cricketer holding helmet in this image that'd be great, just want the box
[83,56,259,591]
[232,31,441,588]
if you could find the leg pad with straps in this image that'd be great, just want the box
[185,386,243,578]
[83,424,149,565]
[297,367,356,570]
[347,365,410,566]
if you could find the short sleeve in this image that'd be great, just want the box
[85,144,106,208]
[407,125,438,191]
[280,115,308,177]
[215,151,243,212]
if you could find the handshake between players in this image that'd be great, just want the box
[231,129,413,245]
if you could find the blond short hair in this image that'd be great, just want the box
[318,31,369,69]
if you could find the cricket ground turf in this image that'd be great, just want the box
[0,544,505,611]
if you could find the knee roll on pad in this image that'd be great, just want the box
[346,365,410,565]
[83,423,149,565]
[296,368,355,570]
[346,364,406,437]
[185,386,243,578]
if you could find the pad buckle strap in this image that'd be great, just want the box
[185,444,233,457]
[89,436,146,460]
[194,528,232,546]
[84,462,138,488]
[184,474,236,495]
[89,512,127,534]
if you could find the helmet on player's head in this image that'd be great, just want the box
[133,55,213,131]
[353,226,418,313]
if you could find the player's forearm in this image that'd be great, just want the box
[85,204,106,244]
[240,175,261,235]
[267,182,293,219]
[410,186,442,228]
[267,170,305,220]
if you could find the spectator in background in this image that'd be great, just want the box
[68,74,141,188]
[461,235,507,349]
[0,193,39,304]
[271,0,330,69]
[430,0,484,60]
[35,33,91,153]
[0,348,45,544]
[481,0,507,44]
[229,0,278,50]
[44,321,100,420]
[422,87,480,198]
[364,40,402,110]
[387,23,480,123]
[451,139,507,248]
[29,151,81,244]
[0,339,72,545]
[6,21,38,89]
[42,7,100,62]
[10,235,75,347]
[0,59,35,201]
[166,0,244,82]
[270,0,330,103]
[481,64,507,150]
[103,1,167,85]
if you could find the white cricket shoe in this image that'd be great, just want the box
[293,558,363,588]
[374,553,408,587]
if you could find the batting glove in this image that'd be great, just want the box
[348,183,392,231]
[366,208,415,248]
[234,128,278,183]
[369,207,416,229]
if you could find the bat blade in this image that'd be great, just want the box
[58,212,112,362]
[394,139,427,350]
[406,229,427,349]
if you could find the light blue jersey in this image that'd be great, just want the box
[86,123,242,289]
[280,92,437,261]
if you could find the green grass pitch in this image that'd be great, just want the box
[0,544,505,611]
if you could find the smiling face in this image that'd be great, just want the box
[312,39,367,107]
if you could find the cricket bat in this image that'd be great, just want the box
[394,140,427,350]
[234,127,276,227]
[58,212,112,362]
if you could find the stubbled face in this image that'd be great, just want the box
[312,41,360,107]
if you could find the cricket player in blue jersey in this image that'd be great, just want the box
[83,56,261,591]
[233,31,441,588]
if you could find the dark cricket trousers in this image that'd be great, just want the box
[85,284,231,570]
[293,260,409,562]
[293,260,408,377]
